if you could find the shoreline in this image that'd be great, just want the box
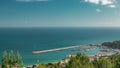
[26,42,119,67]
[2,40,120,68]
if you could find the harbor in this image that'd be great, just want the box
[32,44,118,56]
[32,45,84,54]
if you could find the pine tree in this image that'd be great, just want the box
[8,50,15,67]
[1,51,9,68]
[1,50,24,68]
[16,51,23,68]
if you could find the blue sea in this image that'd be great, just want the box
[0,27,120,66]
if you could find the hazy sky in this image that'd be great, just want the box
[0,0,120,27]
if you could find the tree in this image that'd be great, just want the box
[1,51,9,68]
[16,51,23,68]
[66,53,94,68]
[1,50,24,68]
[92,58,99,68]
[37,64,46,68]
[53,63,62,68]
[111,53,120,68]
[8,50,15,67]
[92,57,112,68]
[66,57,82,68]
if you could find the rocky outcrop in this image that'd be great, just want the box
[102,40,120,49]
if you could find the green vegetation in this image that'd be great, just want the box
[1,50,23,68]
[1,40,120,68]
[36,53,120,68]
[66,53,93,68]
[93,57,113,68]
[1,51,120,68]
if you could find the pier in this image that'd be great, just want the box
[32,45,83,54]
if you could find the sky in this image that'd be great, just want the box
[0,0,120,27]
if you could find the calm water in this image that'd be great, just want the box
[0,27,120,65]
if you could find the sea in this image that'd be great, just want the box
[0,27,120,66]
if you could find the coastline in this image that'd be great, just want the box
[1,27,120,66]
[1,40,120,68]
[25,41,119,67]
